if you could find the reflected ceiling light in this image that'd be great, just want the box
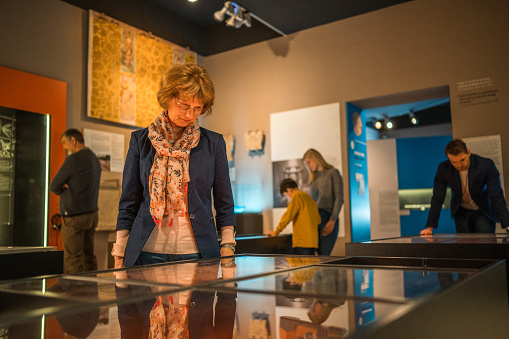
[374,121,382,129]
[214,1,285,35]
[409,111,419,125]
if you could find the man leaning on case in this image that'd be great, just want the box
[420,138,509,235]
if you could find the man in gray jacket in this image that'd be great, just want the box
[50,129,101,274]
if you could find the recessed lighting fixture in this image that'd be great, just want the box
[188,0,198,2]
[383,115,393,129]
[409,111,419,125]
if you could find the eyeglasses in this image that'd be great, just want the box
[175,98,203,117]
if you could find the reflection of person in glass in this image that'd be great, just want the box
[420,139,509,235]
[307,269,347,325]
[49,279,100,338]
[112,64,236,268]
[303,149,344,255]
[116,259,237,339]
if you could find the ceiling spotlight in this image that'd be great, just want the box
[384,115,393,129]
[214,1,280,33]
[409,111,419,125]
[374,121,382,129]
[214,1,232,22]
[225,15,237,27]
[214,1,252,29]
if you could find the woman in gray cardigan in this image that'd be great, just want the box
[303,149,344,255]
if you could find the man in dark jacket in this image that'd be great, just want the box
[421,139,509,235]
[50,129,101,273]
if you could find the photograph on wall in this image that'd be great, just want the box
[87,10,197,128]
[272,159,310,208]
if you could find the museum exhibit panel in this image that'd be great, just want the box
[1,254,508,338]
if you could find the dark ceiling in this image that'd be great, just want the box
[62,0,413,56]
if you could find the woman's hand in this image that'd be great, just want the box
[322,220,335,236]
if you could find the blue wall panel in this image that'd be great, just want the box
[396,135,454,235]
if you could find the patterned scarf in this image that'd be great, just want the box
[148,110,200,228]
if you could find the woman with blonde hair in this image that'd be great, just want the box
[303,149,344,255]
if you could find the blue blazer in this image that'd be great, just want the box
[117,127,236,267]
[426,154,509,228]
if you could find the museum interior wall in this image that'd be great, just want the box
[1,0,508,258]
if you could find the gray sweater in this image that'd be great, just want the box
[309,167,344,222]
[50,147,101,216]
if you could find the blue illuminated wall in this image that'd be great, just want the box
[396,135,455,235]
[347,103,371,242]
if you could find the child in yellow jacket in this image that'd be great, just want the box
[267,178,321,255]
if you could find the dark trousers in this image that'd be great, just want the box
[61,211,98,274]
[293,247,317,255]
[454,206,495,233]
[317,209,339,255]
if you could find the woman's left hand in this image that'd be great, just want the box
[322,220,335,236]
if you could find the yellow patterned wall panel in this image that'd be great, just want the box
[89,16,122,122]
[135,34,173,127]
[87,10,196,127]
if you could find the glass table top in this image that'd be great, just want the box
[0,287,404,339]
[208,264,477,304]
[359,233,509,244]
[0,255,502,338]
[76,255,337,286]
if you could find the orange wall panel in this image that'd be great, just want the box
[0,66,67,248]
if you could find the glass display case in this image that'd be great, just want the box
[0,106,50,247]
[0,254,507,338]
[345,233,509,300]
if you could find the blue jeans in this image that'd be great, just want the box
[317,209,339,255]
[293,247,316,255]
[134,251,202,266]
[454,206,495,233]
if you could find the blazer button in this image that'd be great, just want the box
[189,214,195,219]
[190,301,196,307]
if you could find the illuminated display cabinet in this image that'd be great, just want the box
[1,254,508,338]
[0,106,51,247]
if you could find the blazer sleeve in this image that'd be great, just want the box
[212,136,237,229]
[485,160,509,227]
[116,131,144,231]
[425,164,448,228]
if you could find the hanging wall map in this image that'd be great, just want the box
[87,10,197,127]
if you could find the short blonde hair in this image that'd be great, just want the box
[157,63,215,116]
